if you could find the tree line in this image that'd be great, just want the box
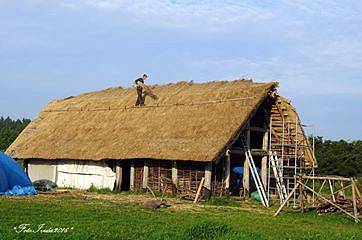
[0,117,30,152]
[0,117,361,177]
[313,136,362,177]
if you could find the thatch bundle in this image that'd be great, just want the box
[6,80,277,162]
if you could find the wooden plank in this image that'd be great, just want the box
[299,175,351,181]
[194,177,205,204]
[229,148,267,156]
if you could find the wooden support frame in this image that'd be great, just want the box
[275,175,361,223]
[351,181,358,223]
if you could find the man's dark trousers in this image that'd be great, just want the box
[135,87,144,106]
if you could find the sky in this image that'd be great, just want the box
[0,0,361,140]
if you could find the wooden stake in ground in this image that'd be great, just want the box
[351,180,359,223]
[146,186,157,200]
[194,177,205,204]
[274,182,300,216]
[299,182,304,213]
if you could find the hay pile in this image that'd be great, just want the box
[7,80,277,162]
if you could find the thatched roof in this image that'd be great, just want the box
[7,80,278,162]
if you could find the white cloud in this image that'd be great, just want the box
[53,0,276,30]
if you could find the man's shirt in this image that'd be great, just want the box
[135,78,144,89]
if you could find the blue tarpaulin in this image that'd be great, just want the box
[0,152,37,195]
[232,167,261,175]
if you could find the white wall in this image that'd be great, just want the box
[57,160,116,190]
[28,160,116,190]
[28,160,57,182]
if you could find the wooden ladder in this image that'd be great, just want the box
[241,134,269,207]
[270,152,288,204]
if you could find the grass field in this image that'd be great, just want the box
[0,191,361,240]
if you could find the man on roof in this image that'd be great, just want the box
[134,74,158,106]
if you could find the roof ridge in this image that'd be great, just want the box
[45,96,257,113]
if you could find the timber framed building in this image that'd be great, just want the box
[6,80,316,197]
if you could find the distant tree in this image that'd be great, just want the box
[0,117,361,177]
[312,136,362,177]
[0,117,31,152]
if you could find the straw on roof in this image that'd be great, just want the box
[7,80,278,162]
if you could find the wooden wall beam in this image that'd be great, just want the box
[130,160,135,190]
[172,161,178,194]
[142,160,149,189]
[243,121,251,197]
[115,161,123,191]
[261,125,269,188]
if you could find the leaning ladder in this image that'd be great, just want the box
[270,152,288,204]
[241,135,269,207]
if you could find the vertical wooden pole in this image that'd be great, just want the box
[328,179,336,202]
[243,121,251,197]
[340,180,346,198]
[142,160,149,189]
[204,162,212,199]
[299,181,304,213]
[225,150,231,194]
[115,161,123,191]
[261,127,268,188]
[172,161,178,194]
[130,160,135,190]
[351,179,359,223]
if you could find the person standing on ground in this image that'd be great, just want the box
[134,74,148,106]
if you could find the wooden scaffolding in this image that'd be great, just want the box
[268,96,317,206]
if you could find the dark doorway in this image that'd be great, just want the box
[121,160,130,191]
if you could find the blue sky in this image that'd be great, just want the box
[0,0,361,140]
